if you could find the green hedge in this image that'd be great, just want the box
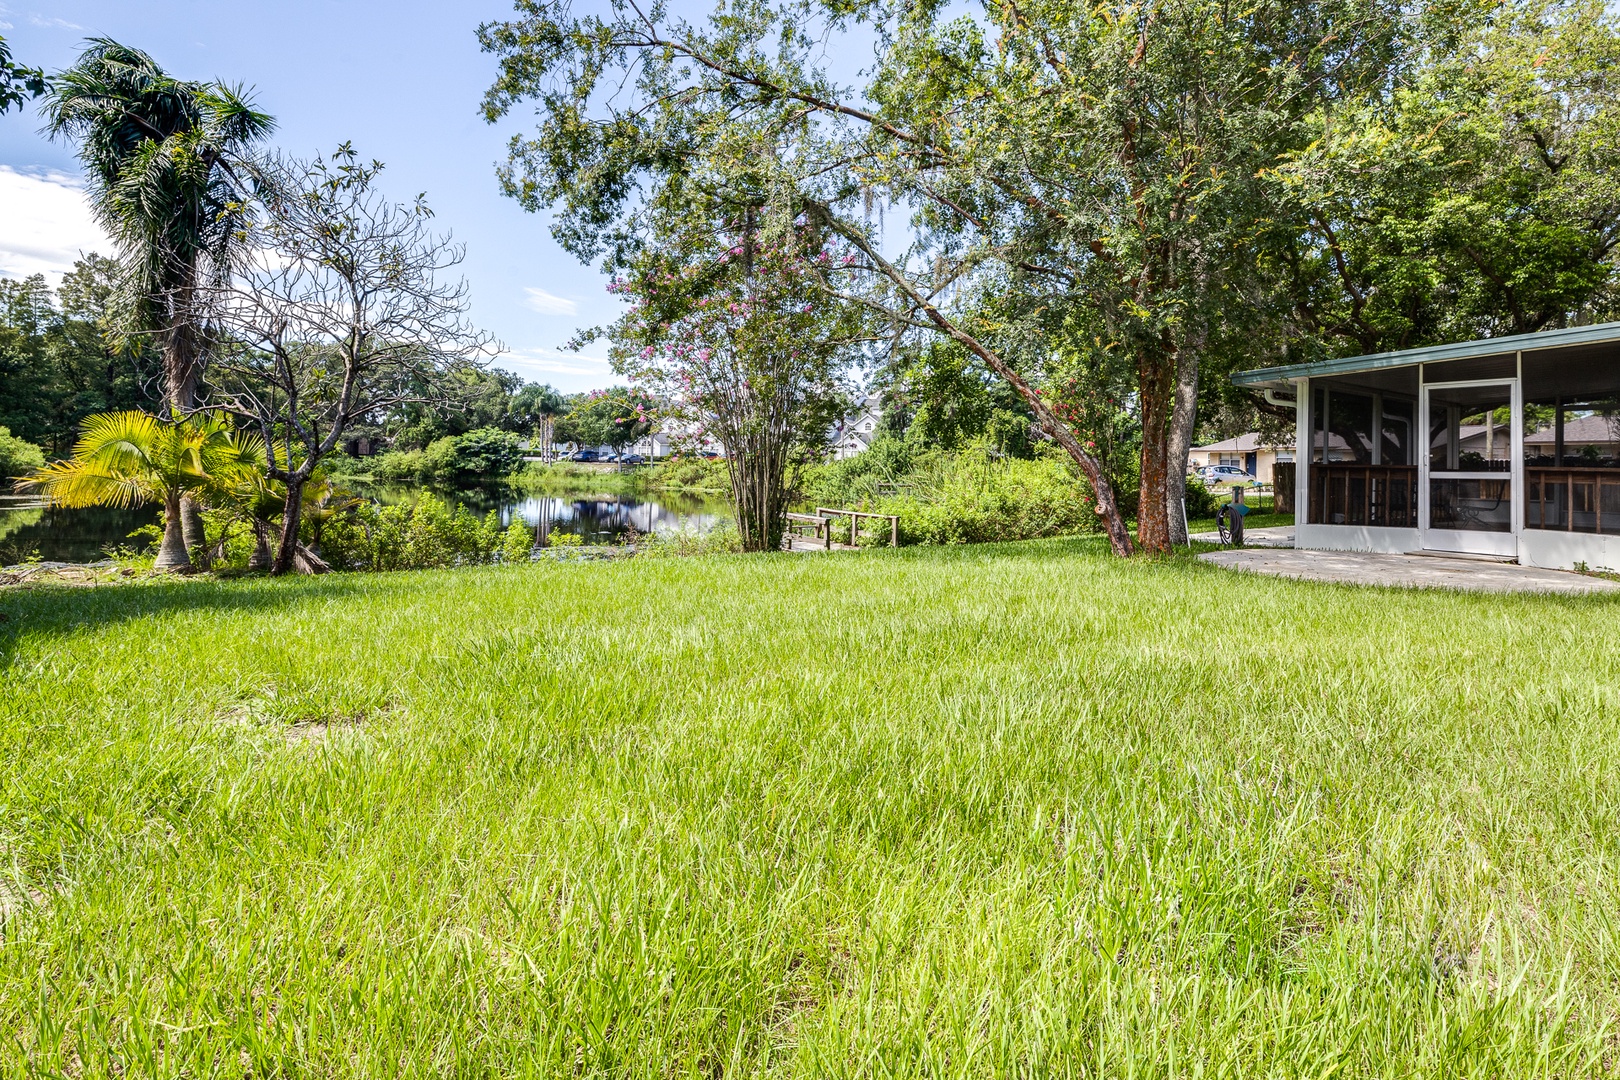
[318,496,506,571]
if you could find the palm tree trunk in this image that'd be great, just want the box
[163,303,212,568]
[154,492,191,571]
[248,520,273,571]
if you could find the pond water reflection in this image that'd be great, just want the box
[0,485,726,564]
[415,487,730,546]
[0,497,160,564]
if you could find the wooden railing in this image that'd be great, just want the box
[816,507,900,548]
[1526,468,1620,535]
[1308,464,1419,528]
[784,509,901,549]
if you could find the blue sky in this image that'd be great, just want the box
[0,0,623,392]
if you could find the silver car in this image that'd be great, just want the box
[1198,464,1255,485]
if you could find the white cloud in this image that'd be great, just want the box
[28,13,81,29]
[0,167,114,285]
[497,347,612,382]
[522,286,579,316]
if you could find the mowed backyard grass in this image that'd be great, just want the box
[2,540,1619,1077]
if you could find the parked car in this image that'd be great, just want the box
[1198,463,1256,485]
[619,453,646,465]
[568,449,600,462]
[601,452,620,463]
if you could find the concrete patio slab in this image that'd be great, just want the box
[1188,525,1295,548]
[1199,548,1620,594]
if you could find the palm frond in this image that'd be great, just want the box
[17,458,155,509]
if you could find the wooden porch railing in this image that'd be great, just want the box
[1526,468,1620,535]
[1307,465,1419,528]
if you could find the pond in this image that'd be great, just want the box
[0,486,729,565]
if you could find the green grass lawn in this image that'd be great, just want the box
[2,539,1619,1076]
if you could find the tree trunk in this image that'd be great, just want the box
[248,520,273,571]
[271,475,307,575]
[1135,349,1175,554]
[153,493,191,572]
[165,294,210,568]
[181,498,209,569]
[727,438,785,553]
[1163,338,1201,547]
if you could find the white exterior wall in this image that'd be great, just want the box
[1296,524,1421,555]
[1519,531,1620,573]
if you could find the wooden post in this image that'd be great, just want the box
[890,515,898,547]
[851,514,858,547]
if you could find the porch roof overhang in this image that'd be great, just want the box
[1231,320,1620,392]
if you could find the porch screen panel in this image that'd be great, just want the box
[1308,379,1418,527]
[1522,348,1620,535]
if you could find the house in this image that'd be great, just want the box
[1523,413,1620,463]
[1233,324,1620,571]
[625,417,724,459]
[830,396,883,460]
[1188,433,1294,479]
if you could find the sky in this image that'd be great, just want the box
[0,0,624,392]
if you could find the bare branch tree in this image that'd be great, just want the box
[204,146,496,574]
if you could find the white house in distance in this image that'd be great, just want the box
[1188,433,1293,479]
[831,396,884,460]
[1232,324,1620,571]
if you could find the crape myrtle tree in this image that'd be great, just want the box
[206,147,494,574]
[44,39,274,557]
[602,218,861,552]
[479,0,1405,554]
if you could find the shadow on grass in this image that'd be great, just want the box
[0,574,386,660]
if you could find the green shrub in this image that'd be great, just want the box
[803,440,1095,546]
[548,531,584,547]
[318,495,503,571]
[0,425,46,486]
[649,456,730,492]
[445,428,525,480]
[501,520,535,563]
[1182,476,1220,519]
[366,449,427,482]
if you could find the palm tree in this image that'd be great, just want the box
[43,41,274,560]
[19,411,265,571]
[44,40,275,412]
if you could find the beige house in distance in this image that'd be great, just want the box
[1188,433,1294,479]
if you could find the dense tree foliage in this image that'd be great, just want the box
[555,386,656,454]
[480,0,1620,554]
[0,259,161,456]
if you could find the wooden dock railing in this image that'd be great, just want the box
[784,508,900,549]
[818,508,899,548]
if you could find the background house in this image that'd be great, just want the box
[1188,433,1294,479]
[831,396,883,460]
